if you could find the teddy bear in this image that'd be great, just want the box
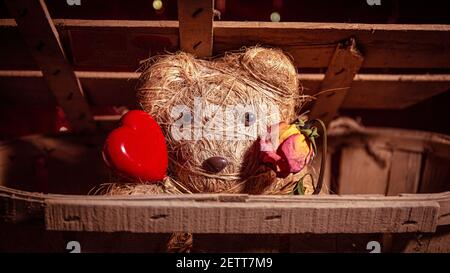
[129,46,317,195]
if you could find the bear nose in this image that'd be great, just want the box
[203,156,228,173]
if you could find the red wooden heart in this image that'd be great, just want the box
[102,110,168,182]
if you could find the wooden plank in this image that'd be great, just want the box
[387,151,422,195]
[309,38,364,125]
[337,145,392,195]
[1,185,449,233]
[43,197,439,234]
[3,1,94,132]
[177,0,214,57]
[328,119,450,159]
[342,74,450,109]
[390,226,450,253]
[1,70,449,109]
[1,19,450,70]
[214,21,450,69]
[419,155,450,194]
[0,70,139,107]
[63,20,179,71]
[0,133,109,195]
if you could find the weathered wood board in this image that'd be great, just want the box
[3,1,95,132]
[1,70,449,110]
[1,19,450,70]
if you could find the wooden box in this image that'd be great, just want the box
[0,0,449,252]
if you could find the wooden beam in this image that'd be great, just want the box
[213,21,450,69]
[1,70,449,109]
[2,19,450,70]
[177,0,214,57]
[3,1,95,132]
[1,185,449,234]
[310,38,364,125]
[341,74,450,109]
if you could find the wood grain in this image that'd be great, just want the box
[1,19,450,70]
[1,70,448,110]
[213,21,450,69]
[419,155,450,194]
[387,151,422,195]
[309,38,364,125]
[1,183,449,234]
[177,0,214,57]
[337,145,392,195]
[3,1,95,132]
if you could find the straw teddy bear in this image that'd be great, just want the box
[102,47,321,196]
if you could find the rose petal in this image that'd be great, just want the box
[277,133,311,174]
[259,136,281,171]
[261,151,282,165]
[259,122,314,177]
[279,124,301,145]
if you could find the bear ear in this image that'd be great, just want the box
[240,47,298,95]
[136,53,199,119]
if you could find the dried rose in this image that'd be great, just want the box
[260,122,314,178]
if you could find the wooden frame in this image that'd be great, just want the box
[3,0,95,132]
[1,70,448,111]
[310,38,364,125]
[1,186,449,234]
[177,0,214,57]
[1,18,449,116]
[2,19,450,69]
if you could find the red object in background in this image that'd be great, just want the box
[0,105,71,140]
[0,105,126,140]
[102,110,168,182]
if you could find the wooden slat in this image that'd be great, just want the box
[177,0,214,57]
[1,19,450,70]
[0,122,447,234]
[419,155,450,194]
[391,226,450,253]
[328,118,450,159]
[3,1,94,132]
[337,145,392,195]
[0,133,109,195]
[1,188,443,234]
[1,182,449,233]
[342,74,450,109]
[1,70,449,109]
[63,20,179,71]
[309,38,364,125]
[387,151,422,195]
[214,21,450,69]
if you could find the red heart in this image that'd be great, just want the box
[102,110,168,182]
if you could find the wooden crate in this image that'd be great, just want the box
[0,119,449,252]
[0,0,449,252]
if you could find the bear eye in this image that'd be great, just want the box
[244,112,255,127]
[182,112,192,123]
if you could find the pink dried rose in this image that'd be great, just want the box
[260,122,314,178]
